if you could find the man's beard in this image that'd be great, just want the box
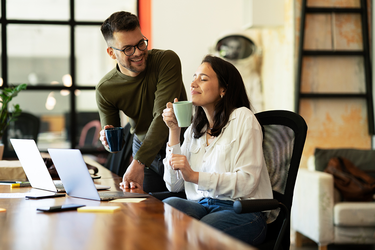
[120,51,148,74]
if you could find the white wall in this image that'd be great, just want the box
[152,0,243,98]
[152,0,295,111]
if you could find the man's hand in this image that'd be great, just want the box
[120,159,144,190]
[99,125,114,149]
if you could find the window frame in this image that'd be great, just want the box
[0,0,139,155]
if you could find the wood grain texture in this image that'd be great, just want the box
[0,162,256,250]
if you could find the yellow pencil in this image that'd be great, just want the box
[11,183,31,188]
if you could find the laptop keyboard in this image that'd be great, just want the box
[99,191,123,198]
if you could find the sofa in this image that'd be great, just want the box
[292,148,375,250]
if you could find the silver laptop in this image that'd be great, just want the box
[48,148,149,201]
[10,139,110,193]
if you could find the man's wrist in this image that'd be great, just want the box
[136,160,145,166]
[132,158,149,170]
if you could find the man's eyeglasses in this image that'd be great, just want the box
[111,38,148,56]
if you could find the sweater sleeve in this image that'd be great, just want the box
[134,50,187,166]
[96,70,122,129]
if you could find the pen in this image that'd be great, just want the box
[0,181,23,184]
[11,182,31,188]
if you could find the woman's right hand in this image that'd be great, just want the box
[162,98,179,130]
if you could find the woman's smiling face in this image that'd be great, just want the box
[190,62,225,110]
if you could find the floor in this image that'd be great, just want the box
[288,230,375,250]
[290,237,375,250]
[291,243,375,250]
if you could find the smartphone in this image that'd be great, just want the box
[25,193,65,199]
[37,204,86,212]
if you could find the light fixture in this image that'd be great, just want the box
[62,74,72,87]
[45,92,56,110]
[60,90,70,96]
[28,73,38,85]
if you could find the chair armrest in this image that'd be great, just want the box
[291,169,334,244]
[233,199,279,213]
[149,191,186,201]
[234,198,288,250]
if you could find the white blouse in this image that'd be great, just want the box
[163,107,273,201]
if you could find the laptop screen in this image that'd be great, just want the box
[10,139,58,192]
[48,148,101,200]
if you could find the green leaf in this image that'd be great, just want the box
[0,84,27,138]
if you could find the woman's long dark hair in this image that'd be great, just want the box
[192,55,251,138]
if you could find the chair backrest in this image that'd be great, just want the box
[78,120,102,147]
[3,112,40,158]
[255,110,307,250]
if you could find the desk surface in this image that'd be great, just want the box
[0,160,256,250]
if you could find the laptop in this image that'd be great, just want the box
[48,148,149,201]
[10,139,110,193]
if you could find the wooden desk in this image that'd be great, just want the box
[0,161,257,250]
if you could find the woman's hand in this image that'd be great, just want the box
[169,153,198,184]
[162,98,179,130]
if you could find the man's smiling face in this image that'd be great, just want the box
[108,27,148,77]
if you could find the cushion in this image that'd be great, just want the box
[334,202,375,226]
[335,226,375,244]
[314,148,375,178]
[307,155,315,171]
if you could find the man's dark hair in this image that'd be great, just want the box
[101,11,140,44]
[192,55,251,138]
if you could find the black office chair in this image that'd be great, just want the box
[233,110,307,250]
[78,120,102,148]
[2,112,40,158]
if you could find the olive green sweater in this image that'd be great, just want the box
[96,49,187,167]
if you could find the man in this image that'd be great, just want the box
[96,11,187,192]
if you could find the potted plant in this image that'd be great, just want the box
[0,83,27,158]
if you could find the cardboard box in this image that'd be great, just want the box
[0,161,27,181]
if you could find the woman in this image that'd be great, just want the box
[162,55,272,246]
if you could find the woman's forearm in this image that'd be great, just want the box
[168,127,181,147]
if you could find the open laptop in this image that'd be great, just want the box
[48,148,149,201]
[10,139,110,193]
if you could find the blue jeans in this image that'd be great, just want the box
[163,197,267,246]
